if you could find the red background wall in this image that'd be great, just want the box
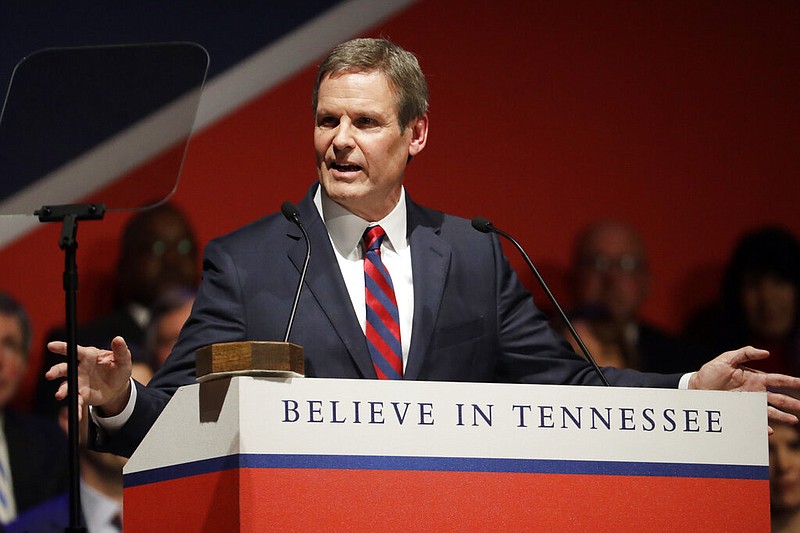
[2,1,798,408]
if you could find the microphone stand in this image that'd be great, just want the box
[472,217,610,387]
[281,202,310,343]
[35,203,106,533]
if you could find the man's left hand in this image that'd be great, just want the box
[688,345,800,434]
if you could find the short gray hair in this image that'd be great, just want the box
[312,38,429,129]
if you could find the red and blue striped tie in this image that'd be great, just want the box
[363,225,403,379]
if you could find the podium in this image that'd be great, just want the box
[122,377,770,531]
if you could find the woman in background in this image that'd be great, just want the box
[715,227,800,375]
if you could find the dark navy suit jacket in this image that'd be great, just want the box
[93,184,681,457]
[4,410,68,516]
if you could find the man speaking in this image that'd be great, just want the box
[48,38,800,458]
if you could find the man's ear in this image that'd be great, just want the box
[408,114,429,157]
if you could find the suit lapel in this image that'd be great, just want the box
[404,201,451,380]
[3,412,27,509]
[286,187,376,378]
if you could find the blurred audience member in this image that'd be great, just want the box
[145,288,196,371]
[34,202,199,420]
[711,226,800,375]
[130,360,154,392]
[570,220,706,373]
[560,306,635,369]
[770,400,800,532]
[7,343,156,531]
[0,292,68,526]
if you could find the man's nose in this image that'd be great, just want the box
[332,121,355,150]
[603,267,626,283]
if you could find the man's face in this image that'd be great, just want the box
[740,273,797,341]
[314,70,427,221]
[574,224,649,324]
[125,210,198,306]
[0,313,26,408]
[770,423,800,512]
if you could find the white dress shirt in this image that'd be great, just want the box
[0,413,17,524]
[94,184,416,430]
[81,481,122,533]
[314,186,413,370]
[93,185,694,431]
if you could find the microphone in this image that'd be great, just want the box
[471,216,611,386]
[281,201,311,343]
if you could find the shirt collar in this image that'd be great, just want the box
[80,480,122,530]
[313,184,408,260]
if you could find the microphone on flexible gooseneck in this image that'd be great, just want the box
[471,216,611,387]
[281,201,311,343]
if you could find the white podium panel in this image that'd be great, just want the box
[124,377,769,532]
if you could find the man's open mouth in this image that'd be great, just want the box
[331,162,362,172]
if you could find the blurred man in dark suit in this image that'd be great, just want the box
[0,292,67,526]
[570,220,707,373]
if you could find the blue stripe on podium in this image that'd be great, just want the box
[123,454,768,488]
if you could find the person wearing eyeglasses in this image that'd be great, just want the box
[569,219,707,373]
[33,202,200,421]
[0,292,67,526]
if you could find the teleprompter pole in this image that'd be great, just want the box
[35,203,106,533]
